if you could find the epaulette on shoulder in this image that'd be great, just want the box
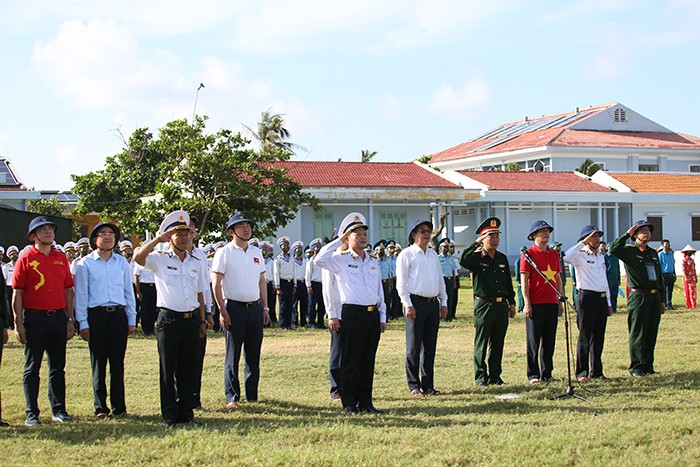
[340,250,351,255]
[625,244,636,247]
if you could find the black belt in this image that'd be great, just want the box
[578,290,606,298]
[475,296,507,303]
[630,288,658,294]
[25,308,66,317]
[410,294,439,303]
[343,304,377,312]
[280,278,294,283]
[227,299,261,309]
[158,307,198,319]
[90,305,125,313]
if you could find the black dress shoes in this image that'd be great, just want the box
[358,404,383,414]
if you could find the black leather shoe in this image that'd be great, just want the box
[0,419,10,427]
[358,404,383,414]
[343,406,359,415]
[490,378,505,385]
[476,380,489,387]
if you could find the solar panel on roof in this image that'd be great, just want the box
[470,134,518,152]
[551,111,593,128]
[0,161,19,185]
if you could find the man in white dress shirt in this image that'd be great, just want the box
[316,212,386,414]
[306,238,325,329]
[212,213,269,408]
[134,210,208,427]
[564,224,613,382]
[396,219,448,396]
[74,222,137,418]
[274,237,296,329]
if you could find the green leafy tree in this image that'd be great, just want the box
[360,149,377,162]
[416,155,432,165]
[577,158,602,176]
[244,108,306,155]
[506,162,522,172]
[27,196,64,217]
[72,116,318,240]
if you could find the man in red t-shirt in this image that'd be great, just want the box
[12,217,75,426]
[520,220,563,385]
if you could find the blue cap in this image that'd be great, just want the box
[27,216,57,241]
[631,219,654,238]
[90,222,120,249]
[407,219,433,245]
[527,220,554,241]
[226,213,254,231]
[578,224,603,242]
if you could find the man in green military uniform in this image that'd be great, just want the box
[609,219,663,377]
[460,217,516,386]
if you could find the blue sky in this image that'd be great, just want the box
[1,0,699,191]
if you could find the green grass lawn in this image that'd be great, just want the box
[1,282,699,465]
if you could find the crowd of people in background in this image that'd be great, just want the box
[0,210,698,427]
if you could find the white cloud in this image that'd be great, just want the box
[428,77,490,121]
[380,94,403,117]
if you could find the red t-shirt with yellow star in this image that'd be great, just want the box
[520,245,561,304]
[12,246,74,310]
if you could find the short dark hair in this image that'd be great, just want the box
[662,239,670,244]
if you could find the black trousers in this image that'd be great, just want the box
[451,280,460,320]
[140,283,157,335]
[329,326,342,397]
[192,330,207,408]
[405,296,440,391]
[211,285,221,331]
[293,280,308,327]
[381,280,392,320]
[525,303,558,380]
[340,305,380,409]
[575,290,609,378]
[390,287,403,319]
[278,280,294,329]
[5,285,13,329]
[662,273,675,308]
[309,281,325,327]
[223,301,264,403]
[22,310,68,417]
[266,281,277,324]
[87,307,128,415]
[443,277,455,321]
[156,308,199,424]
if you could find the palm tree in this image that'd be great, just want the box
[577,158,602,176]
[244,108,306,154]
[361,149,377,162]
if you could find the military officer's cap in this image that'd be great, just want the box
[160,210,190,234]
[120,240,133,250]
[63,242,76,252]
[249,238,260,247]
[54,243,64,252]
[76,237,90,248]
[226,213,253,231]
[27,216,57,241]
[7,245,19,255]
[339,212,369,236]
[476,217,501,236]
[374,241,385,250]
[527,220,554,241]
[309,238,322,249]
[407,219,433,245]
[277,236,290,246]
[438,237,451,246]
[0,246,4,255]
[292,240,303,250]
[577,224,603,242]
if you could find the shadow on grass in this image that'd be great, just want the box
[3,370,698,443]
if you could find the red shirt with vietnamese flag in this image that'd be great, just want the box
[520,244,561,305]
[12,246,74,310]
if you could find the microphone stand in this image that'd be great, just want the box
[522,249,589,402]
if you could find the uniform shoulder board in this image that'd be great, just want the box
[340,250,351,255]
[625,244,636,247]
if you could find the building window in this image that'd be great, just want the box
[692,217,700,241]
[646,216,663,242]
[555,203,579,211]
[690,165,700,173]
[313,212,334,241]
[379,211,407,243]
[614,108,627,123]
[508,202,532,211]
[639,164,659,172]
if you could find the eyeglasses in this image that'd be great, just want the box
[415,228,432,235]
[97,232,116,238]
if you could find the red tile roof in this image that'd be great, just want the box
[272,161,460,188]
[609,173,700,194]
[430,103,700,163]
[458,171,612,192]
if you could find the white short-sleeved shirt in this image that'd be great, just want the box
[211,242,265,302]
[134,261,156,283]
[2,262,14,286]
[144,248,207,312]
